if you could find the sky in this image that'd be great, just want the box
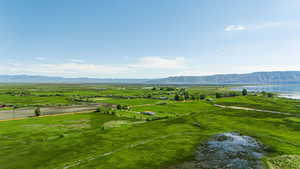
[0,0,299,78]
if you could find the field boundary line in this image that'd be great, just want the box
[214,104,300,116]
[0,110,93,122]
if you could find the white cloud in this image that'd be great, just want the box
[225,22,285,31]
[5,55,299,78]
[225,25,246,31]
[0,63,129,78]
[130,57,186,69]
[0,57,188,78]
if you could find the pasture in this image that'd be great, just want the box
[0,84,299,169]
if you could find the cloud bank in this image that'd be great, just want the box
[0,57,191,78]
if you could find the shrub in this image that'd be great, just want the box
[227,92,239,97]
[34,107,41,116]
[183,91,189,100]
[216,93,222,98]
[147,94,152,98]
[191,95,196,100]
[96,106,118,115]
[117,104,122,110]
[199,94,206,100]
[156,102,167,105]
[110,110,116,115]
[267,93,274,98]
[174,93,180,101]
[96,107,109,113]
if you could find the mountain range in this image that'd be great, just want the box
[1,71,300,84]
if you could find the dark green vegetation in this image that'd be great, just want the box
[0,84,299,169]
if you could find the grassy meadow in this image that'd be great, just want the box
[0,84,299,169]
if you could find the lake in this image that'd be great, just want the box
[233,84,300,99]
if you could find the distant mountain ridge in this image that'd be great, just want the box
[1,71,300,84]
[149,71,300,84]
[0,75,149,84]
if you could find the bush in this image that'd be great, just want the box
[117,105,128,110]
[183,91,189,100]
[174,93,180,101]
[156,102,167,105]
[216,93,223,98]
[96,106,117,115]
[199,94,206,100]
[117,104,122,110]
[190,95,196,100]
[34,107,41,116]
[147,94,152,98]
[267,93,274,98]
[96,107,109,113]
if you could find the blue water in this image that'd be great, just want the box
[233,84,300,99]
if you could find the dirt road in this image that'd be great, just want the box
[0,103,110,121]
[214,104,299,116]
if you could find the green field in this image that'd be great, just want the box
[0,84,299,169]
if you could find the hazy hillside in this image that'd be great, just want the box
[1,71,300,84]
[148,71,300,84]
[0,75,149,84]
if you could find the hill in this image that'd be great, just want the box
[0,75,149,84]
[148,71,300,84]
[1,71,300,84]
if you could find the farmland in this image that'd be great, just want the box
[0,84,299,169]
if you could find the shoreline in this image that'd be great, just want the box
[231,84,300,100]
[278,93,300,100]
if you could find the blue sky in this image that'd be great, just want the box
[0,0,299,78]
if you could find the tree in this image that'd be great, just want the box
[110,110,116,115]
[117,104,122,110]
[267,93,274,98]
[174,93,180,101]
[179,95,185,101]
[228,92,239,97]
[183,91,190,100]
[199,94,206,100]
[34,107,41,116]
[216,93,222,98]
[147,93,152,98]
[179,88,186,95]
[96,107,109,113]
[242,89,248,96]
[261,91,267,96]
[96,107,116,114]
[122,105,129,110]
